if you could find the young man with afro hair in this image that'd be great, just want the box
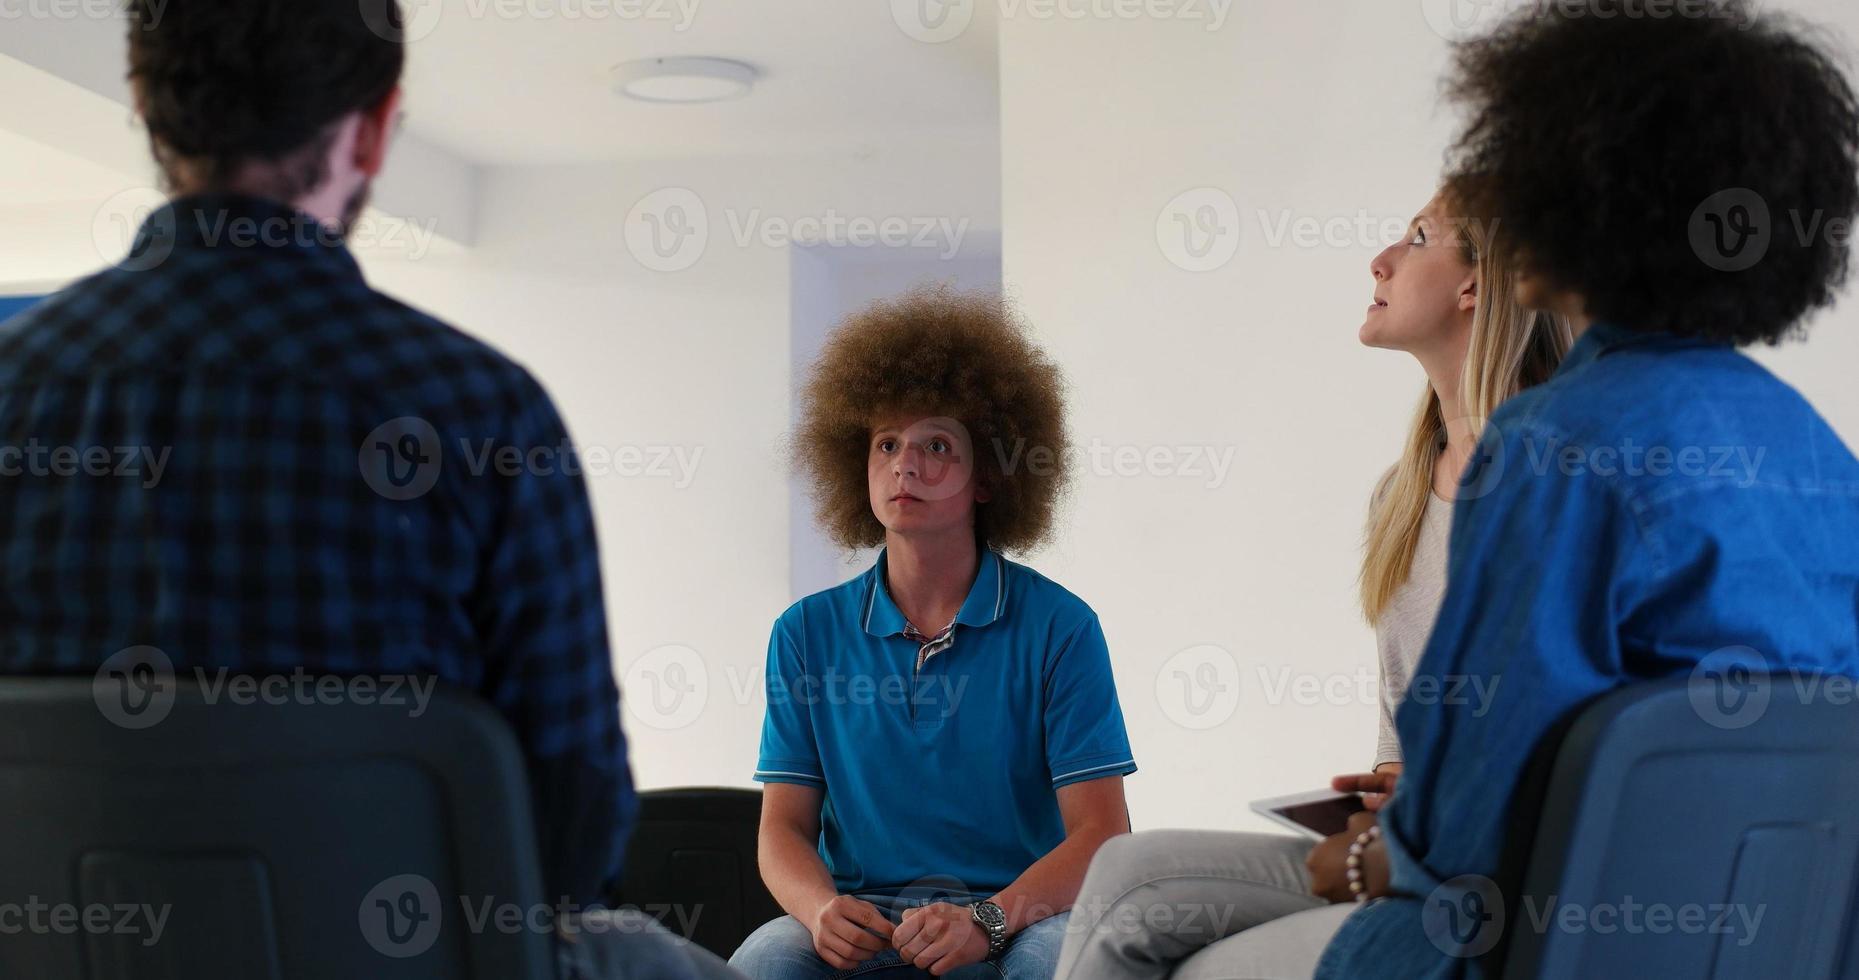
[730,289,1137,980]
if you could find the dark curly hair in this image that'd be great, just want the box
[126,0,405,198]
[796,287,1070,554]
[1441,0,1859,345]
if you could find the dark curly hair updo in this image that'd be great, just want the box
[1441,0,1859,345]
[126,0,405,198]
[796,288,1070,555]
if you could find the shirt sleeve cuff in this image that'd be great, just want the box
[1049,754,1138,788]
[753,759,825,786]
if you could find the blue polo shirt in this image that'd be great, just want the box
[754,549,1137,896]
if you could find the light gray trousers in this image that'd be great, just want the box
[1054,830,1355,980]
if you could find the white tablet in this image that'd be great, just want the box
[1249,789,1368,839]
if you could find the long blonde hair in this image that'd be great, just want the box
[1359,199,1572,624]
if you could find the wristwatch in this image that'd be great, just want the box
[970,900,1009,959]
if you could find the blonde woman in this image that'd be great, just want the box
[1052,190,1571,980]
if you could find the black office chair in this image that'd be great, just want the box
[613,786,782,960]
[1497,674,1859,979]
[0,675,556,979]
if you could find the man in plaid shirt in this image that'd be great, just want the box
[0,2,737,977]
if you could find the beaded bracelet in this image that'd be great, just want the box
[1345,825,1382,903]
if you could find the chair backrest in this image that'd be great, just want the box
[0,675,556,979]
[613,787,782,960]
[1502,674,1859,980]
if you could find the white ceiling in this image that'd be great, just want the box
[0,0,1004,272]
[0,0,1000,173]
[398,0,1000,166]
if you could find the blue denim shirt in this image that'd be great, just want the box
[1317,321,1859,978]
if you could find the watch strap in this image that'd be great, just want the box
[970,900,1009,958]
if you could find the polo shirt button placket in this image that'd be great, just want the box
[906,622,957,729]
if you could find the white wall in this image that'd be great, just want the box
[997,0,1859,834]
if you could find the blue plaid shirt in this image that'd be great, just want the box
[0,193,635,905]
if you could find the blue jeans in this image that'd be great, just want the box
[555,909,743,980]
[729,892,1069,980]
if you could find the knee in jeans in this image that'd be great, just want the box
[728,914,815,969]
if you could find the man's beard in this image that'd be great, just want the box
[335,180,373,240]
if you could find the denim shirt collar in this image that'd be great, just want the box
[1554,320,1730,379]
[861,547,1006,637]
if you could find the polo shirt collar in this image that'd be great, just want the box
[861,547,1007,638]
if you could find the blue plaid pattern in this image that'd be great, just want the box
[0,193,635,905]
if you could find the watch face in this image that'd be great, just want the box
[974,901,1006,931]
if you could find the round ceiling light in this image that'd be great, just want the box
[611,57,758,104]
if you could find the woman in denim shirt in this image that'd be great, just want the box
[1315,3,1859,979]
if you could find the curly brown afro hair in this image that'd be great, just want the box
[796,287,1070,554]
